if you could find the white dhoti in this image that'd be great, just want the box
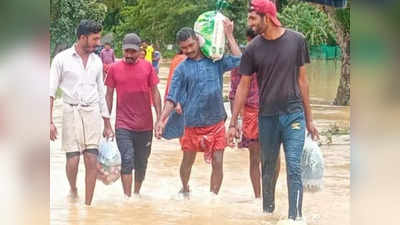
[62,103,102,153]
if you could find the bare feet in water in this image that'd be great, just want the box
[68,188,78,201]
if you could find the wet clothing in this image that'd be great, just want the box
[240,29,310,219]
[167,55,240,127]
[229,68,259,108]
[116,128,152,181]
[50,45,109,155]
[49,45,109,118]
[105,59,159,132]
[243,106,259,140]
[180,120,226,163]
[240,29,309,116]
[229,67,260,149]
[61,103,102,153]
[66,149,98,159]
[259,111,306,219]
[164,54,186,101]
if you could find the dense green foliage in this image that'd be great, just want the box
[278,1,335,46]
[50,0,107,57]
[50,0,349,58]
[112,0,249,57]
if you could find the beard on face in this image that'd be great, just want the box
[125,57,135,63]
[254,23,265,35]
[82,39,96,54]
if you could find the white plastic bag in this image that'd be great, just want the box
[97,138,121,185]
[301,135,324,192]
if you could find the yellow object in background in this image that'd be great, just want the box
[145,45,154,62]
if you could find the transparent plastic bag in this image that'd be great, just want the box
[301,135,324,192]
[97,138,121,185]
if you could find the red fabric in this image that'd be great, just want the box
[251,0,281,26]
[243,106,259,139]
[164,54,186,102]
[103,63,111,74]
[105,59,159,131]
[180,120,226,163]
[100,48,115,65]
[229,68,259,108]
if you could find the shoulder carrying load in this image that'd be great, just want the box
[97,138,121,185]
[194,0,230,61]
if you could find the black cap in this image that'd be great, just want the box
[122,33,141,51]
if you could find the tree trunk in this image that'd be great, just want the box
[322,6,351,106]
[334,34,350,105]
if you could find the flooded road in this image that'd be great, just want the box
[50,60,350,225]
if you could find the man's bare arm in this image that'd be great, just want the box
[229,76,251,127]
[223,19,241,56]
[152,86,162,121]
[105,87,114,115]
[298,65,319,139]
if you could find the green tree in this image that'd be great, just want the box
[321,1,350,105]
[114,0,215,57]
[222,0,249,46]
[50,0,107,57]
[99,0,135,32]
[278,1,335,46]
[113,0,250,57]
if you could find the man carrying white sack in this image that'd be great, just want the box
[155,18,241,197]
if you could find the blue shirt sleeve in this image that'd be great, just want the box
[221,54,241,73]
[166,64,186,106]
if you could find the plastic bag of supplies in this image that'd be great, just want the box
[97,138,121,185]
[301,134,324,192]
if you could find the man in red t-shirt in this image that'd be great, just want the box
[105,33,162,197]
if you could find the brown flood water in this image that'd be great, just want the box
[50,60,350,225]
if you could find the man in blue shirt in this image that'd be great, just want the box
[155,19,241,197]
[152,50,161,74]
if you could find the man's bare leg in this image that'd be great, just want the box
[83,150,98,205]
[180,151,197,193]
[121,174,133,197]
[210,150,224,194]
[249,143,261,198]
[66,154,80,197]
[134,178,142,195]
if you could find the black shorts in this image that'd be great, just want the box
[115,128,153,181]
[66,149,98,159]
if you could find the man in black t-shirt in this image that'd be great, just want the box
[227,0,319,223]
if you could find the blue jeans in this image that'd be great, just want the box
[259,111,305,220]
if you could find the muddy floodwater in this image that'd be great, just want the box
[50,60,350,225]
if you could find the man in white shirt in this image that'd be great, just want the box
[49,20,114,206]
